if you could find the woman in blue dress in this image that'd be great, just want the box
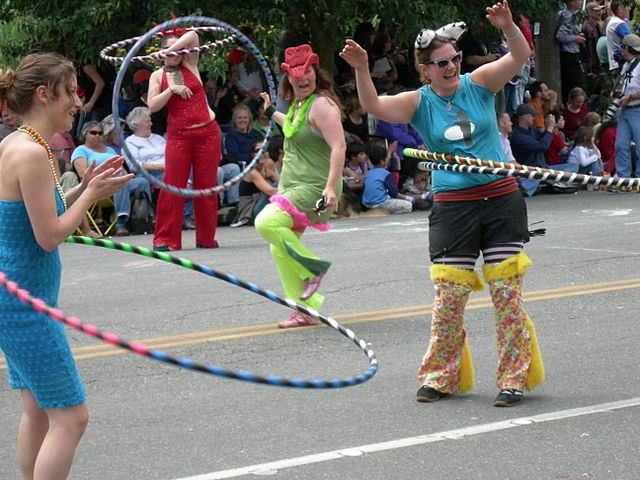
[0,53,131,479]
[341,2,544,408]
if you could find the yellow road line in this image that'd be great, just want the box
[2,279,640,367]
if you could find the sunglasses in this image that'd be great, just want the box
[423,52,463,69]
[87,130,104,136]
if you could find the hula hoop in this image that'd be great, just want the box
[0,236,378,389]
[111,16,277,198]
[100,26,233,64]
[403,148,640,191]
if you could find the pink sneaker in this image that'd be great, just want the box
[300,273,325,300]
[278,312,321,328]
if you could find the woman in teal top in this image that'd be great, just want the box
[256,44,345,328]
[0,53,130,478]
[341,1,544,407]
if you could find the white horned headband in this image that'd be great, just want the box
[415,22,467,50]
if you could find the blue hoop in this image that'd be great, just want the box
[111,16,278,197]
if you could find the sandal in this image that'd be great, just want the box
[278,312,320,328]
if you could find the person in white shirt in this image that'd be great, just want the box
[497,111,517,163]
[568,125,603,175]
[614,33,640,178]
[124,106,165,180]
[605,2,631,72]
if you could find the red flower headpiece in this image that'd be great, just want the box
[153,14,191,38]
[280,44,319,79]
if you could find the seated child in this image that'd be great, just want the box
[362,144,414,214]
[568,125,604,176]
[343,141,368,191]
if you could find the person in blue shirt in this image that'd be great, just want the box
[362,143,413,213]
[71,121,151,236]
[341,1,544,408]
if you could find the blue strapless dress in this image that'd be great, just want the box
[0,191,85,408]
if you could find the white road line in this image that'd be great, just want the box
[172,397,640,480]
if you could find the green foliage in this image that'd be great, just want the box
[0,18,38,69]
[0,0,561,73]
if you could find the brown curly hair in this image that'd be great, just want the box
[278,64,342,112]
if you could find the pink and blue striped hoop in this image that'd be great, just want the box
[0,236,379,389]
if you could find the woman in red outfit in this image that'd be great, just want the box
[148,30,220,251]
[561,87,588,140]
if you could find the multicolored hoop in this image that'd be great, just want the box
[403,148,640,191]
[0,236,378,388]
[100,26,235,64]
[111,16,278,198]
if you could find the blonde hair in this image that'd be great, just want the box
[231,104,254,133]
[582,111,601,127]
[0,53,75,115]
[542,90,558,114]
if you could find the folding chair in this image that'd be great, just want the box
[85,197,117,237]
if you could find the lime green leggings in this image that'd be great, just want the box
[254,203,330,311]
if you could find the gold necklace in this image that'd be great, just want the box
[18,125,67,211]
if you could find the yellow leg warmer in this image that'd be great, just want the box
[418,265,481,393]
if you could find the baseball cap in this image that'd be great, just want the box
[515,103,539,117]
[622,34,640,51]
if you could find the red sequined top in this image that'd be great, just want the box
[161,66,211,134]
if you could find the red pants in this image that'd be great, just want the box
[153,122,220,249]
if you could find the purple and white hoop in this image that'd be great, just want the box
[100,26,234,64]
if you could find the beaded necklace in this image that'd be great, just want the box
[282,94,317,138]
[18,125,67,211]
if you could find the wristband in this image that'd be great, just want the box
[265,105,277,119]
[504,29,521,41]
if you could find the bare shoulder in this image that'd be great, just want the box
[311,95,341,115]
[0,136,49,200]
[1,135,48,169]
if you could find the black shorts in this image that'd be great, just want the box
[428,190,529,261]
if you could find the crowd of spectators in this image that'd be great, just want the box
[2,0,639,237]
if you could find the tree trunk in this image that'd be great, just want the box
[533,15,561,95]
[306,9,338,77]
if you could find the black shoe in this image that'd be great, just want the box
[416,385,445,403]
[115,226,129,236]
[196,241,220,249]
[494,388,523,407]
[153,244,170,252]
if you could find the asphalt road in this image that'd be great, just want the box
[1,189,640,480]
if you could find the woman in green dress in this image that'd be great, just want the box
[256,44,345,328]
